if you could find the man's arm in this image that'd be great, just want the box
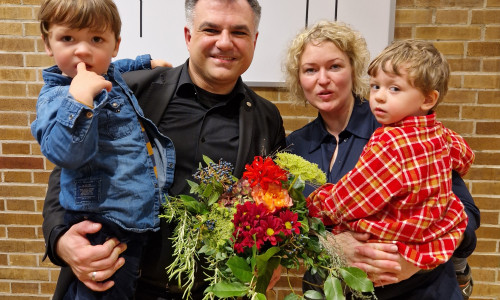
[42,167,126,291]
[42,166,67,265]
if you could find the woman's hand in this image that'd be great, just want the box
[56,220,127,291]
[334,232,420,286]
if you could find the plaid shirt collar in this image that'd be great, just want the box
[387,112,437,129]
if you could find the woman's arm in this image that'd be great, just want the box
[341,171,479,286]
[335,232,420,286]
[451,170,480,257]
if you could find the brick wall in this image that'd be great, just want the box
[0,0,498,299]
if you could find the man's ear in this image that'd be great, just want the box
[253,31,258,48]
[421,90,439,112]
[184,26,192,51]
[42,35,53,57]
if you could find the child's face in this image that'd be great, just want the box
[43,24,120,78]
[369,63,431,125]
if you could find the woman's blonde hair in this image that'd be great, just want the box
[368,40,449,109]
[284,20,370,105]
[39,0,121,45]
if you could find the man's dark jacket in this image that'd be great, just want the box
[42,64,287,299]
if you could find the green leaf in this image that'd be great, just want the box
[208,191,220,206]
[187,179,204,195]
[202,182,213,198]
[284,293,301,300]
[300,217,310,233]
[255,256,280,295]
[339,267,374,292]
[255,293,267,300]
[255,247,281,282]
[309,217,326,234]
[290,176,305,191]
[202,155,214,165]
[303,290,325,299]
[256,247,281,269]
[324,275,345,300]
[179,195,208,214]
[226,255,253,283]
[205,281,248,298]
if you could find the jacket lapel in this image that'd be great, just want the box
[143,66,182,126]
[234,95,254,177]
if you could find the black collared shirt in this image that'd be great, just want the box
[157,63,243,195]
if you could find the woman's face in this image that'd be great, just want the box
[299,41,354,114]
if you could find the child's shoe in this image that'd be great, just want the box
[457,264,473,300]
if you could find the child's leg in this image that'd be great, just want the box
[451,256,467,273]
[63,213,145,300]
[452,256,473,300]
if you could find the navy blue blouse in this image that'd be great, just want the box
[286,97,480,299]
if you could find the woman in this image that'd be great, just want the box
[284,21,478,299]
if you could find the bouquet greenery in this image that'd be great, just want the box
[160,152,374,300]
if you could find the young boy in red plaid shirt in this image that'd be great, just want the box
[307,40,475,273]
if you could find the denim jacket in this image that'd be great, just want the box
[31,55,175,232]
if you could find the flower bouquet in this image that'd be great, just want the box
[160,152,374,300]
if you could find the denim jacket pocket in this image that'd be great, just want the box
[98,96,134,140]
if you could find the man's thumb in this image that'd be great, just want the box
[74,220,101,235]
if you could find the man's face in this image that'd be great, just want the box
[184,0,258,94]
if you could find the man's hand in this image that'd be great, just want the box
[151,59,172,68]
[333,232,420,286]
[69,62,112,107]
[56,220,127,291]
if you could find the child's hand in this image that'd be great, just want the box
[151,59,172,69]
[69,62,112,108]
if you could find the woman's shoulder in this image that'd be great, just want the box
[286,117,321,144]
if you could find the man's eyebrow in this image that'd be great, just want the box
[198,22,251,33]
[230,24,251,33]
[198,22,219,29]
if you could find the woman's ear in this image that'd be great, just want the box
[421,90,439,112]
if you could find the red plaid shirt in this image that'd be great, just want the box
[307,113,474,269]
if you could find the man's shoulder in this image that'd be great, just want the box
[241,84,279,110]
[123,65,183,87]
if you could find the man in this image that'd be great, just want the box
[42,0,286,299]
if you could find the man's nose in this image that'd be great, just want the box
[215,30,233,50]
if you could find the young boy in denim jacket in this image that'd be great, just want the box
[31,0,175,298]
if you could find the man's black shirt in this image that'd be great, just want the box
[158,63,242,195]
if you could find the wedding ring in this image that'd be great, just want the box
[91,271,97,281]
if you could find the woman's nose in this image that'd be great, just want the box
[318,69,330,85]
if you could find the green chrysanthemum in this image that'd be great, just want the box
[202,204,235,251]
[274,152,327,185]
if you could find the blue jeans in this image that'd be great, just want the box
[63,213,147,300]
